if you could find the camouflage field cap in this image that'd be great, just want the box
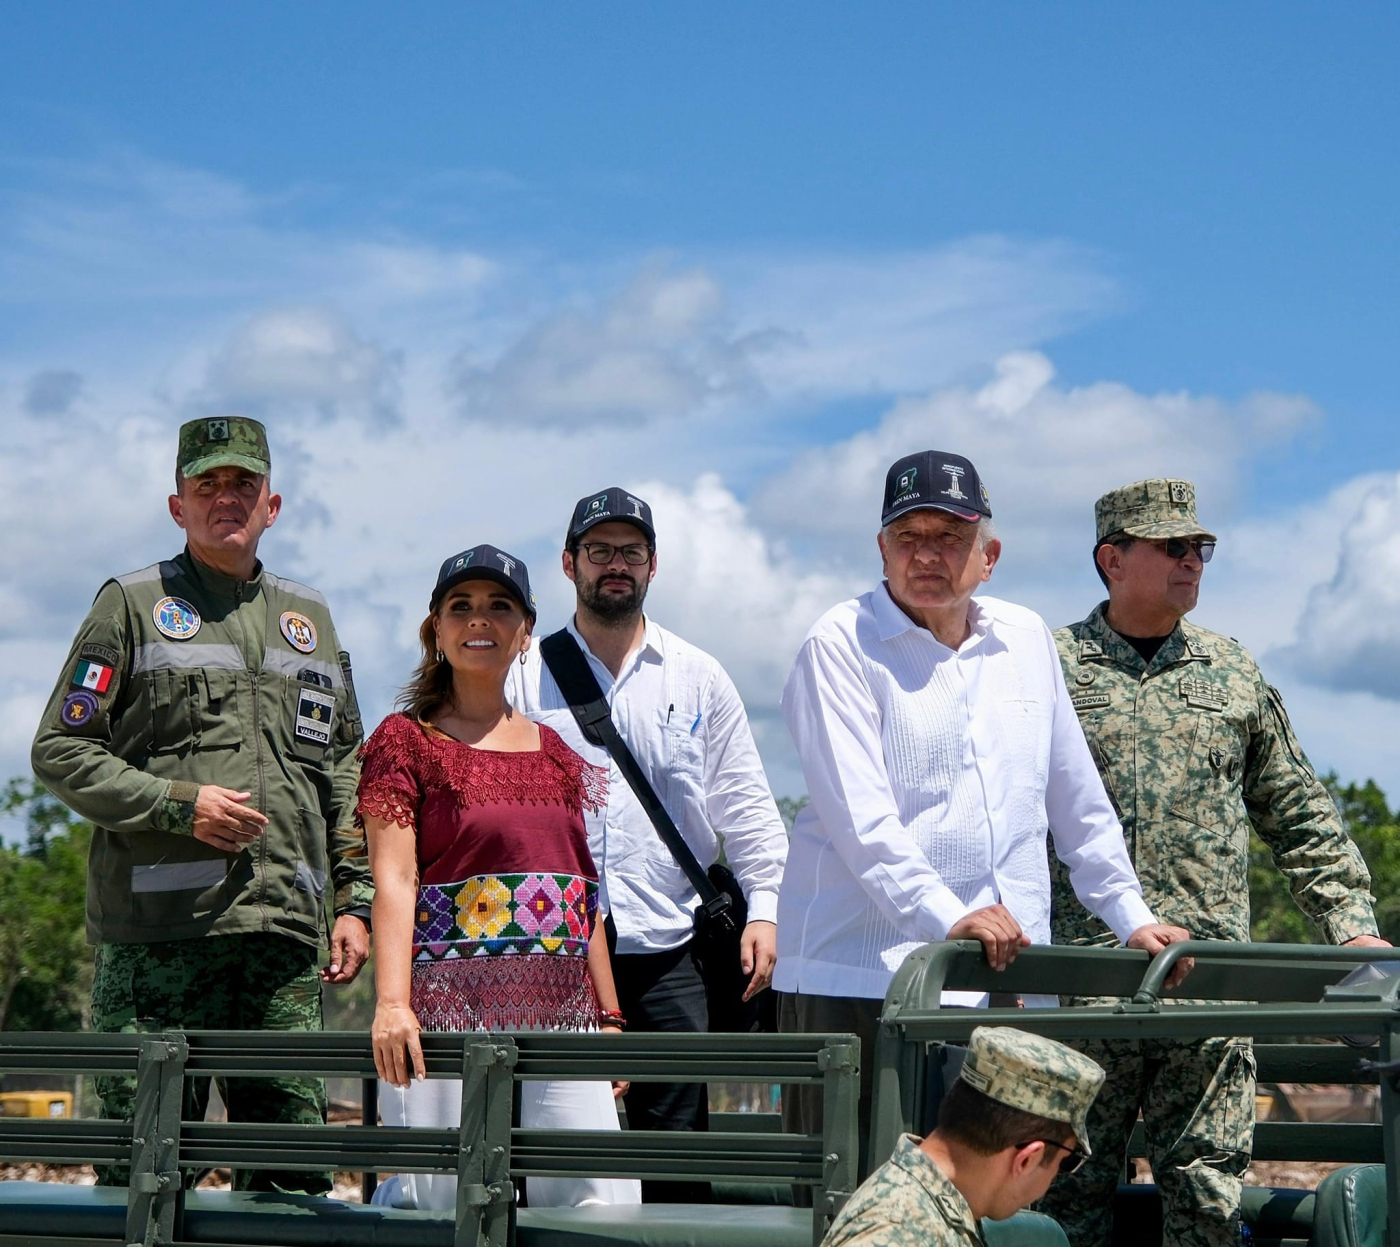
[177,417,271,479]
[959,1026,1106,1155]
[1094,478,1217,543]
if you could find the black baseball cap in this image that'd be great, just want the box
[881,451,992,527]
[568,486,656,544]
[431,544,537,619]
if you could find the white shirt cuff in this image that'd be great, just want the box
[1099,891,1158,944]
[745,889,779,925]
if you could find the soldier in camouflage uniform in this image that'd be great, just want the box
[1039,478,1386,1247]
[824,1026,1105,1247]
[31,418,374,1193]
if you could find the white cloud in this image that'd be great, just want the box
[201,306,402,425]
[451,262,770,428]
[1271,474,1400,699]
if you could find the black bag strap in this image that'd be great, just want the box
[540,629,736,934]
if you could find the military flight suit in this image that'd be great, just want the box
[1039,604,1377,1247]
[31,548,372,1191]
[823,1134,986,1247]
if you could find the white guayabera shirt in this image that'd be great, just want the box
[508,616,788,956]
[774,585,1155,1002]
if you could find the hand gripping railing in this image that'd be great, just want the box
[869,940,1400,1247]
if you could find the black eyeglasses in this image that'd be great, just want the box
[1149,537,1215,563]
[579,541,652,566]
[1017,1138,1089,1176]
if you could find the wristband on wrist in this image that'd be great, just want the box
[598,1009,626,1030]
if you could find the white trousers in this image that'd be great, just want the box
[370,1076,641,1210]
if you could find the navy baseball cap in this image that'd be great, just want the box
[431,545,537,619]
[568,486,656,544]
[881,451,992,526]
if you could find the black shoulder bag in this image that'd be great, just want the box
[540,629,773,1033]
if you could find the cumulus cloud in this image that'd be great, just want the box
[23,369,84,416]
[201,307,401,425]
[451,262,774,428]
[1272,474,1400,698]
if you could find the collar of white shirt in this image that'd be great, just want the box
[872,581,995,654]
[563,613,665,685]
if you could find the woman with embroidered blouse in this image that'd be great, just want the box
[360,544,638,1210]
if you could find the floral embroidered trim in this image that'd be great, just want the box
[411,954,600,1032]
[355,713,608,829]
[413,872,597,958]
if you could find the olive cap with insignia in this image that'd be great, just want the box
[1094,478,1216,543]
[177,417,271,479]
[958,1026,1106,1155]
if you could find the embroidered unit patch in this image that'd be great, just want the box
[413,873,597,961]
[294,687,335,745]
[60,690,99,728]
[280,610,318,653]
[153,596,201,640]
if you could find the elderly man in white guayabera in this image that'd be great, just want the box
[774,448,1191,1186]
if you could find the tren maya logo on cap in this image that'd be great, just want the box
[587,494,610,516]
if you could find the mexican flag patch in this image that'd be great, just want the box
[72,659,114,693]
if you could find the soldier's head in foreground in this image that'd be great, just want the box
[168,417,280,577]
[1092,478,1216,630]
[822,1026,1105,1247]
[936,1026,1105,1219]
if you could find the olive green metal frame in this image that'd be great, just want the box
[869,940,1400,1247]
[0,1029,860,1247]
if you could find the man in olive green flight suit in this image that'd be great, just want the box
[31,417,373,1193]
[1040,479,1387,1247]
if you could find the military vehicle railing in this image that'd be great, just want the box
[871,940,1400,1247]
[0,1029,860,1247]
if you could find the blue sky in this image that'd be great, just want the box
[3,4,1399,818]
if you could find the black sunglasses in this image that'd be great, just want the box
[1148,537,1215,563]
[1018,1138,1089,1176]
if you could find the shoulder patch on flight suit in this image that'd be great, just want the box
[59,690,99,728]
[80,641,121,668]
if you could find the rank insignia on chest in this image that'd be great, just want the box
[1179,675,1228,711]
[295,687,335,745]
[280,611,318,654]
[153,596,201,640]
[1072,693,1111,711]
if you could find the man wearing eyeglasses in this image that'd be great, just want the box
[1041,478,1386,1247]
[507,485,788,1201]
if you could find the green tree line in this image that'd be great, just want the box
[2,774,1397,1031]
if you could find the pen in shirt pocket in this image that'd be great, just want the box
[690,710,702,734]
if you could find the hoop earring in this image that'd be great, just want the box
[518,651,527,666]
[435,650,445,663]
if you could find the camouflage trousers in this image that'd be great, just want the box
[91,932,330,1194]
[1038,1033,1255,1247]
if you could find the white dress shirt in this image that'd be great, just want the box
[774,586,1155,1001]
[507,617,788,955]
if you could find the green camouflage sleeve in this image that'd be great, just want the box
[1244,674,1377,944]
[30,582,197,836]
[327,644,373,917]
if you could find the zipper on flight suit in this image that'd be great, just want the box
[235,576,270,929]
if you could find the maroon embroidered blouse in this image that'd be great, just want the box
[357,713,608,1033]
